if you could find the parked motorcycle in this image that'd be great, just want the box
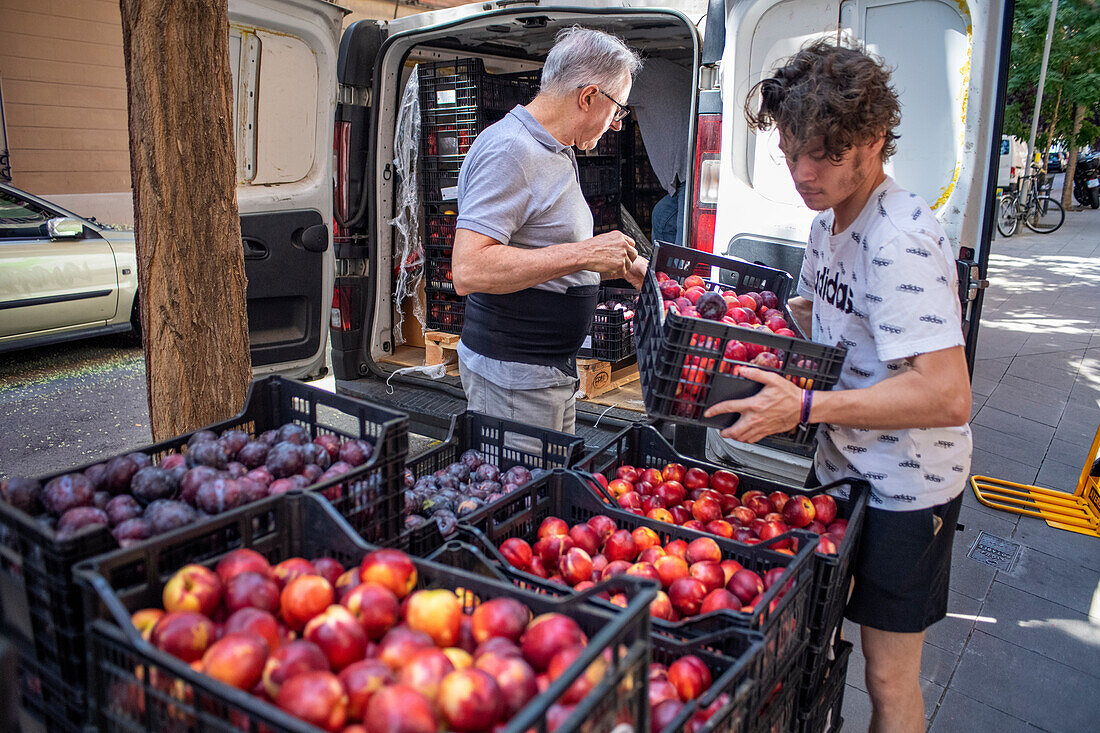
[1073,152,1100,209]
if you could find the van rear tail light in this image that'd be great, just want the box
[331,285,356,332]
[692,114,721,254]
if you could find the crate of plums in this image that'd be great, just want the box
[0,376,408,714]
[388,411,585,556]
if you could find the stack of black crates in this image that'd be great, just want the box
[623,120,667,234]
[577,133,622,235]
[417,59,539,334]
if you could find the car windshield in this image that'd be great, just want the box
[0,190,54,239]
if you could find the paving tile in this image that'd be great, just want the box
[1043,433,1094,467]
[972,405,1057,444]
[969,447,1039,487]
[1012,514,1100,572]
[949,630,1100,732]
[980,581,1100,677]
[984,384,1066,427]
[840,684,872,730]
[997,545,1099,616]
[1017,333,1091,357]
[928,689,1035,733]
[972,358,1012,383]
[1034,459,1084,491]
[918,643,957,688]
[948,518,999,601]
[970,375,999,398]
[924,590,981,655]
[835,670,942,720]
[1067,378,1100,409]
[969,395,986,422]
[974,328,1028,359]
[971,423,1052,464]
[920,679,945,719]
[1003,357,1081,393]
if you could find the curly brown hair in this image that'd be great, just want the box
[745,39,901,163]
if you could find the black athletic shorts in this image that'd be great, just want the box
[806,468,963,634]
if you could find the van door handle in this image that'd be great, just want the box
[243,237,268,259]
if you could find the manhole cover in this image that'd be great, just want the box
[967,531,1021,571]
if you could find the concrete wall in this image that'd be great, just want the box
[0,0,437,226]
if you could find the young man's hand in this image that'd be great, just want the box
[703,368,802,443]
[625,256,648,289]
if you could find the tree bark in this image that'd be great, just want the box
[120,0,251,441]
[1061,103,1086,210]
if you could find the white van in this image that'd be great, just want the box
[998,135,1027,190]
[232,0,1006,451]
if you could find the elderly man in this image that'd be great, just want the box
[452,27,646,433]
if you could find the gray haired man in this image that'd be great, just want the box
[452,27,646,433]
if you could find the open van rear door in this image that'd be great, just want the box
[227,0,346,380]
[713,0,1010,370]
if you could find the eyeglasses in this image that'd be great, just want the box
[578,85,630,122]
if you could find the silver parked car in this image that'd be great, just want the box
[0,183,139,352]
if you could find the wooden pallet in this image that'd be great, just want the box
[424,330,461,376]
[577,357,639,399]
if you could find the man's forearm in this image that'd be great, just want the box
[453,241,584,295]
[787,296,812,337]
[812,363,971,430]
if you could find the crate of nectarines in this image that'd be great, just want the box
[454,468,815,705]
[388,410,585,556]
[634,242,847,456]
[575,421,869,648]
[0,376,408,707]
[75,491,657,733]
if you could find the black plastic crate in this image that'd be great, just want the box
[418,59,538,120]
[421,156,463,203]
[4,632,85,733]
[578,160,620,198]
[426,289,466,334]
[388,411,585,556]
[0,376,408,700]
[421,108,505,158]
[426,254,455,293]
[76,492,657,733]
[423,204,457,248]
[635,242,847,455]
[590,193,621,234]
[650,631,761,733]
[457,468,815,696]
[749,652,800,733]
[581,285,639,362]
[796,641,852,733]
[577,421,869,641]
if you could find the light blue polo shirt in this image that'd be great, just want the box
[455,105,601,389]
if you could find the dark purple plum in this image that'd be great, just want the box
[112,518,153,547]
[245,467,273,487]
[143,499,196,536]
[403,490,420,515]
[502,482,522,495]
[268,476,309,496]
[57,506,109,536]
[487,492,505,503]
[126,452,153,470]
[301,464,323,483]
[435,474,459,491]
[105,495,143,527]
[502,466,531,485]
[225,462,247,478]
[186,441,228,470]
[456,497,482,517]
[180,466,220,507]
[460,449,483,470]
[446,462,471,482]
[405,515,428,530]
[236,442,269,470]
[320,461,352,482]
[305,444,332,470]
[476,480,501,497]
[159,454,187,471]
[42,474,94,517]
[433,511,458,536]
[131,467,177,506]
[413,477,437,493]
[258,429,279,445]
[696,291,729,321]
[217,430,250,458]
[313,434,341,461]
[187,430,217,447]
[238,478,268,503]
[94,491,111,510]
[83,464,109,492]
[104,456,140,494]
[266,442,305,479]
[196,478,244,515]
[473,464,501,483]
[338,439,374,467]
[403,469,416,488]
[1,477,42,514]
[275,423,310,446]
[759,290,779,310]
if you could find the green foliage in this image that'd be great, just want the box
[1005,0,1100,149]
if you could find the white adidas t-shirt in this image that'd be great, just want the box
[796,177,972,511]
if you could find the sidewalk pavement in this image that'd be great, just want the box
[839,201,1100,731]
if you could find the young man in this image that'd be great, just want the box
[705,40,973,733]
[452,27,647,433]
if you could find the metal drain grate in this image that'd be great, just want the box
[966,531,1021,571]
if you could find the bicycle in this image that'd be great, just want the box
[996,167,1065,237]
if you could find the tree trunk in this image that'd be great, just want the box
[1061,103,1086,210]
[120,0,251,441]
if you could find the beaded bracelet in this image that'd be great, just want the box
[800,388,813,426]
